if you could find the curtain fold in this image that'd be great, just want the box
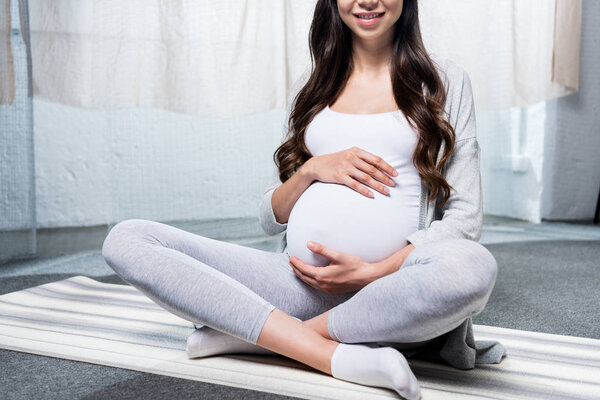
[552,0,582,91]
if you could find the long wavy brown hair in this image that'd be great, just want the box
[273,0,456,207]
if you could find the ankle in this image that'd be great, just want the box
[325,341,341,375]
[303,318,333,340]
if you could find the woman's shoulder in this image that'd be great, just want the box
[428,53,475,124]
[428,52,470,94]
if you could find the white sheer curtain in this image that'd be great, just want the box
[26,0,580,116]
[27,0,316,117]
[420,0,581,111]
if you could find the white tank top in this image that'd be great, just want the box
[286,105,421,267]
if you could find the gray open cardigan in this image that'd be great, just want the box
[258,54,506,369]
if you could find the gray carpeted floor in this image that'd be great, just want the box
[473,240,600,338]
[1,349,302,400]
[1,235,599,399]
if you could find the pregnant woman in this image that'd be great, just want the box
[102,1,504,399]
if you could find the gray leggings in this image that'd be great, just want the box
[101,218,498,348]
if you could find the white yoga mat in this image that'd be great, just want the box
[0,276,598,399]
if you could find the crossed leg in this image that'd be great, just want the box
[101,218,358,373]
[323,236,498,345]
[102,218,497,396]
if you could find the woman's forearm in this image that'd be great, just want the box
[271,159,316,224]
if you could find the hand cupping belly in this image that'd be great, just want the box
[286,180,420,267]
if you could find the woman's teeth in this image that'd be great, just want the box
[357,13,383,19]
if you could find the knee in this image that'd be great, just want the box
[474,241,498,293]
[102,219,152,275]
[446,239,498,308]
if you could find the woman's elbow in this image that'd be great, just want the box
[463,215,483,242]
[258,208,287,236]
[470,226,482,242]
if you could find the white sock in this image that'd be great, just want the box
[186,317,302,358]
[330,343,421,400]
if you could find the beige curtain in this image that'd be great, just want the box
[552,0,582,91]
[0,0,583,113]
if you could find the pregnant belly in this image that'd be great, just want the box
[286,181,420,267]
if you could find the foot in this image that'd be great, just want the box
[330,342,421,400]
[187,326,278,358]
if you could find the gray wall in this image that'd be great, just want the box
[33,100,286,229]
[541,0,600,221]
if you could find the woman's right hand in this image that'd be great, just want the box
[305,146,399,198]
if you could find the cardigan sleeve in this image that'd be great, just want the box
[258,67,311,236]
[406,66,483,247]
[259,165,288,235]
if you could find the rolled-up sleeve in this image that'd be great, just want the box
[259,166,288,236]
[406,67,483,247]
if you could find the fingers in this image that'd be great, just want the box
[342,174,375,198]
[289,257,325,290]
[290,255,321,278]
[352,146,398,178]
[290,262,320,288]
[351,158,396,196]
[307,241,340,262]
[341,147,397,198]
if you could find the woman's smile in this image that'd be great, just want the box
[337,0,403,41]
[354,11,386,26]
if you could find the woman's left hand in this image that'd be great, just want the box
[288,241,379,294]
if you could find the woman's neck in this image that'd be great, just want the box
[351,29,394,74]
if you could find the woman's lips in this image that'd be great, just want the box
[354,12,384,26]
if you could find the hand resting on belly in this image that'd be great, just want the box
[287,180,419,266]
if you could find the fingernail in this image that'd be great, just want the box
[307,241,314,247]
[392,169,398,176]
